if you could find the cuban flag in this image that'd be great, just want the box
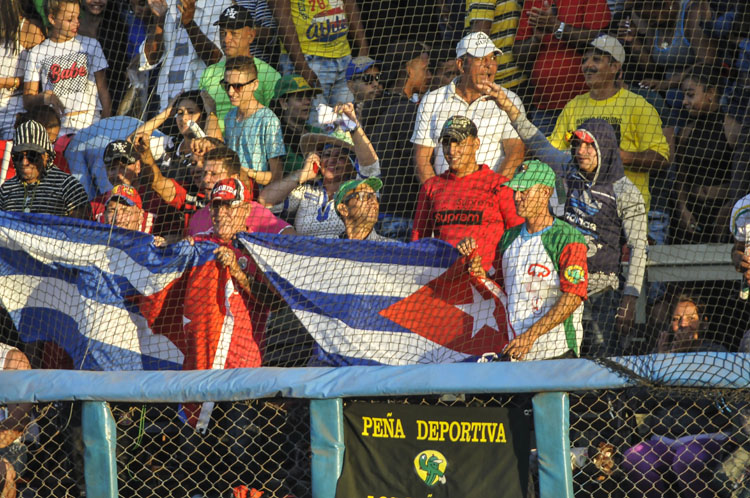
[0,212,218,370]
[239,234,508,365]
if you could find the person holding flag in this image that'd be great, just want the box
[459,160,588,361]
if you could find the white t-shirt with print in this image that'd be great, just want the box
[25,35,107,134]
[411,80,525,175]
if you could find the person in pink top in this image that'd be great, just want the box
[187,146,296,236]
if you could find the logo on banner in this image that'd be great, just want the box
[413,450,447,487]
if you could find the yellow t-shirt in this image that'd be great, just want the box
[548,88,670,210]
[290,0,351,58]
[465,0,525,89]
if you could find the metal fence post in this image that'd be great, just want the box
[82,401,118,498]
[310,398,344,498]
[533,391,573,498]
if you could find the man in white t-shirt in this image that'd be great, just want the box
[730,193,750,287]
[411,31,525,183]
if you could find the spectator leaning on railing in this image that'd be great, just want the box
[458,160,588,361]
[486,81,648,356]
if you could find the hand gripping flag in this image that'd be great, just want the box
[239,234,509,365]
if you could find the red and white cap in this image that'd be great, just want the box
[210,178,251,206]
[105,184,142,209]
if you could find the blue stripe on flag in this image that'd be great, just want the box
[242,233,458,267]
[264,271,411,332]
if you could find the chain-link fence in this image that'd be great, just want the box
[6,387,750,497]
[1,0,750,495]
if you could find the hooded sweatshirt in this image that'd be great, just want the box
[510,115,647,297]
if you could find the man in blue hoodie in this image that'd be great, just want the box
[482,81,648,356]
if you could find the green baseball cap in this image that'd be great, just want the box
[504,160,556,191]
[273,74,323,100]
[334,177,383,207]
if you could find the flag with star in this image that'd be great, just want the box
[238,233,508,365]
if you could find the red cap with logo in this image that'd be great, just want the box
[210,178,252,206]
[105,184,142,209]
[572,129,596,144]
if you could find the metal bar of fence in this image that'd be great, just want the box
[0,359,639,403]
[309,399,344,498]
[82,401,118,498]
[533,392,574,498]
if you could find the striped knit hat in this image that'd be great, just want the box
[14,120,55,160]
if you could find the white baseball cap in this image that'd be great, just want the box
[589,34,625,63]
[456,32,502,58]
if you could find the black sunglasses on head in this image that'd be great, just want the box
[220,78,257,92]
[353,73,380,84]
[11,150,43,164]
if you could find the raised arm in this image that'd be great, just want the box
[178,0,222,66]
[479,81,570,173]
[133,133,177,203]
[258,153,320,207]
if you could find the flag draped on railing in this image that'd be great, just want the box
[239,234,508,365]
[0,212,509,371]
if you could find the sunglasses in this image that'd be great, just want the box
[220,78,256,92]
[343,191,377,204]
[11,150,43,164]
[353,73,380,84]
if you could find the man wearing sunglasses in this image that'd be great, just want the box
[334,177,393,242]
[222,56,285,186]
[198,4,281,132]
[487,82,648,357]
[345,57,383,117]
[0,121,89,219]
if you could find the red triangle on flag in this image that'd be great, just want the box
[379,258,508,356]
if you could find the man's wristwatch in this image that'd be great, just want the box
[554,21,566,40]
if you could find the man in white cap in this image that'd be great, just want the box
[547,34,670,213]
[411,31,525,183]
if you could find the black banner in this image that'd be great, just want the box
[335,402,530,498]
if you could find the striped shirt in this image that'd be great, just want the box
[0,167,89,216]
[465,0,526,89]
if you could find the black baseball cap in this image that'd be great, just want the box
[103,140,137,165]
[439,116,478,143]
[213,5,254,29]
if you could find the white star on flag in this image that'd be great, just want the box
[454,280,503,338]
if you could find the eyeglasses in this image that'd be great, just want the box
[353,73,380,84]
[220,78,256,92]
[11,150,43,164]
[343,191,377,204]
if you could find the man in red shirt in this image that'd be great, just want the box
[184,178,280,371]
[513,0,611,133]
[412,115,523,271]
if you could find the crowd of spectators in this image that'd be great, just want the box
[0,0,749,493]
[0,0,747,362]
